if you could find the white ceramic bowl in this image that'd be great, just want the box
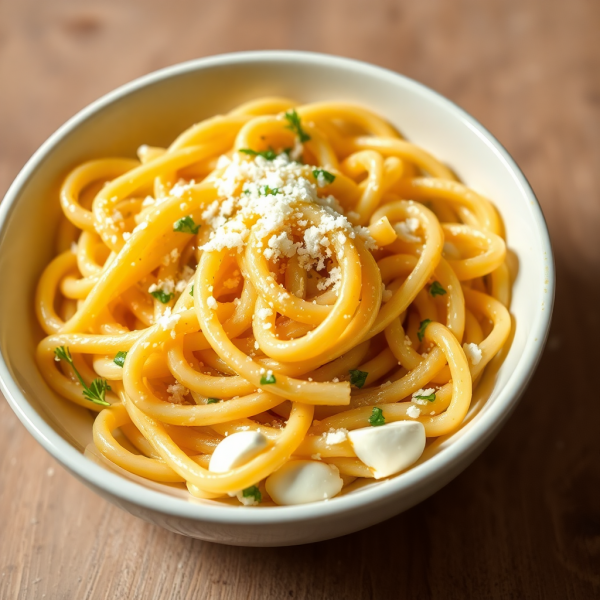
[0,51,554,546]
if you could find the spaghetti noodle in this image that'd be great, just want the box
[35,98,511,506]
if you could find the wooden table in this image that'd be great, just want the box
[1,0,599,597]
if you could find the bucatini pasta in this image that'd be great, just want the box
[35,97,511,506]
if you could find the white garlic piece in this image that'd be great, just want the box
[209,431,269,473]
[348,421,426,479]
[265,460,343,505]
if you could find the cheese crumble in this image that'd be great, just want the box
[463,342,482,365]
[324,428,348,445]
[406,405,421,419]
[157,307,181,330]
[167,382,189,404]
[412,388,435,405]
[394,218,421,243]
[201,153,376,272]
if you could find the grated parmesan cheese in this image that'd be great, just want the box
[324,428,348,445]
[406,405,421,419]
[149,278,175,295]
[394,218,421,243]
[200,152,376,274]
[463,342,482,365]
[412,388,435,405]
[167,382,189,404]
[257,307,273,320]
[316,266,342,293]
[157,307,181,331]
[263,231,301,261]
[175,265,195,293]
[169,179,196,198]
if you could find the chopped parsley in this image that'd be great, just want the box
[417,319,432,342]
[150,289,173,304]
[260,371,276,385]
[349,369,368,389]
[206,398,220,404]
[312,169,335,184]
[284,109,311,143]
[239,147,278,161]
[242,485,262,503]
[83,379,112,406]
[429,281,447,297]
[189,285,194,297]
[368,407,386,427]
[54,346,110,406]
[173,216,200,234]
[414,392,436,402]
[260,185,279,196]
[113,351,127,368]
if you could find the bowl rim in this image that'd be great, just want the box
[0,50,555,525]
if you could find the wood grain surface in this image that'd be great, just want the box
[1,0,599,598]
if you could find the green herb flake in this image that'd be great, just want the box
[189,285,194,297]
[239,147,278,161]
[206,398,220,404]
[260,185,279,196]
[368,406,386,427]
[54,346,111,406]
[150,289,174,304]
[312,169,336,185]
[173,216,200,234]
[429,281,447,297]
[414,392,436,402]
[284,109,311,143]
[242,485,262,503]
[260,371,276,385]
[114,351,127,368]
[349,369,368,389]
[417,319,432,342]
[83,379,112,406]
[54,345,72,364]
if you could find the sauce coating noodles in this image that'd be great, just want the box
[35,98,511,505]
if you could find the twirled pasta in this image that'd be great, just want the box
[35,98,512,506]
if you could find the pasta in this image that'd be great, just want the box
[35,97,512,506]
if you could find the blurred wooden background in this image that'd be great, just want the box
[1,0,599,598]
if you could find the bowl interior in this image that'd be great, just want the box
[0,53,553,510]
